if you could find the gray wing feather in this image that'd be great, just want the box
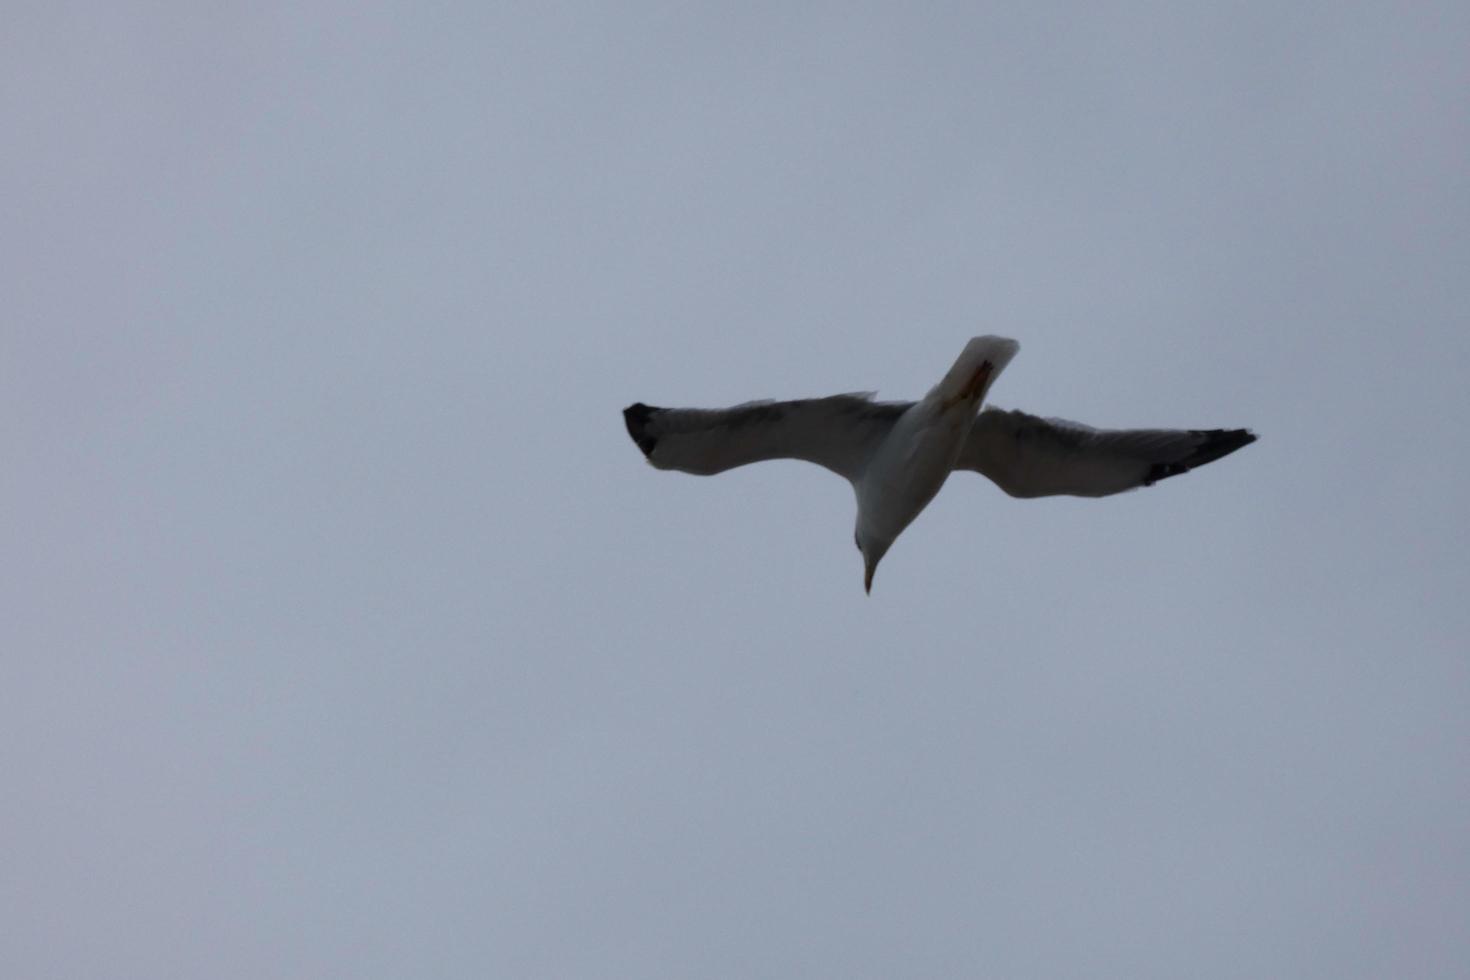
[623,394,907,482]
[956,407,1256,498]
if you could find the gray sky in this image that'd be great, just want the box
[4,3,1468,977]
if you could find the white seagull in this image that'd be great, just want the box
[623,337,1256,593]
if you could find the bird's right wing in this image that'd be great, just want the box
[622,394,907,483]
[955,407,1256,498]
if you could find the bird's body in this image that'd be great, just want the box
[850,337,1017,584]
[623,336,1255,591]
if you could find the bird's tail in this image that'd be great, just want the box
[930,335,1020,407]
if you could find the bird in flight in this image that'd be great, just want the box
[623,337,1255,593]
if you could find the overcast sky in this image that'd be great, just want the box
[4,3,1468,977]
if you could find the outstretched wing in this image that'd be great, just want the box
[956,407,1256,498]
[622,394,907,482]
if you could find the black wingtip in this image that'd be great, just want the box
[1188,428,1258,467]
[623,402,659,457]
[1144,428,1257,486]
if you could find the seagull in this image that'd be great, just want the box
[622,337,1256,593]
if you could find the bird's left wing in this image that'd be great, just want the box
[623,394,906,483]
[955,406,1256,498]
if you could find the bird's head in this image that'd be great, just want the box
[855,528,892,595]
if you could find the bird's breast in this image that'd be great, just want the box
[858,409,974,538]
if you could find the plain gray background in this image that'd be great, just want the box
[5,3,1467,977]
